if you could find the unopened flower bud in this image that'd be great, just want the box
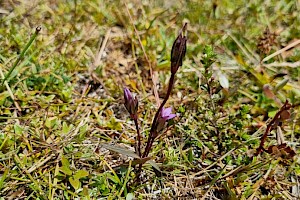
[124,87,138,119]
[171,23,187,74]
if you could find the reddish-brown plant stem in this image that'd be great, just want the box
[255,100,291,155]
[133,115,142,157]
[143,73,176,158]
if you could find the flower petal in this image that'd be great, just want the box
[124,87,132,100]
[161,107,172,117]
[165,113,176,120]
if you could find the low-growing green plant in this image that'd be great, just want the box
[1,1,299,199]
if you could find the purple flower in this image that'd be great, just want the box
[161,107,177,120]
[124,87,138,118]
[156,107,176,133]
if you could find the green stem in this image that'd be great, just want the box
[1,26,41,86]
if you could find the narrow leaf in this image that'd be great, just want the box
[147,160,161,173]
[101,143,140,158]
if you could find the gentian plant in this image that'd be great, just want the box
[123,23,187,161]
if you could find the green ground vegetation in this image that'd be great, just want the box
[0,0,300,199]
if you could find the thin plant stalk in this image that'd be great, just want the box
[143,73,175,158]
[1,26,41,86]
[135,24,186,182]
[133,115,142,157]
[142,23,187,158]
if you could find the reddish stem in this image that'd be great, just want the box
[143,73,175,158]
[255,100,291,155]
[133,115,142,157]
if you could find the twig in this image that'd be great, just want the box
[93,28,111,68]
[263,61,300,68]
[28,154,55,173]
[262,39,300,62]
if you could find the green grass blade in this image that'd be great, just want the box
[1,26,41,86]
